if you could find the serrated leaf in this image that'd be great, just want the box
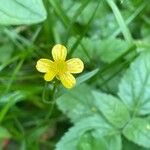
[98,38,129,63]
[92,130,122,150]
[0,127,11,139]
[56,84,99,123]
[70,37,130,64]
[122,137,148,150]
[118,52,150,116]
[77,132,98,150]
[69,37,99,63]
[77,130,122,150]
[92,91,130,128]
[0,0,47,25]
[56,115,115,150]
[123,118,150,148]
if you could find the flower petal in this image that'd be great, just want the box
[66,58,84,74]
[52,44,67,61]
[44,71,56,81]
[59,73,76,89]
[36,59,54,73]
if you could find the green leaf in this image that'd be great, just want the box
[0,44,13,64]
[98,38,129,63]
[122,137,148,150]
[56,115,116,150]
[69,37,101,64]
[27,126,48,144]
[92,91,130,128]
[0,0,47,25]
[56,84,99,123]
[141,24,150,42]
[77,68,99,85]
[0,127,11,139]
[106,0,133,43]
[77,130,122,150]
[77,132,100,150]
[0,91,25,122]
[0,91,25,105]
[70,37,130,64]
[123,118,150,148]
[118,52,150,116]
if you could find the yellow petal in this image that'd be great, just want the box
[59,73,76,89]
[66,58,84,74]
[36,59,54,73]
[44,71,56,81]
[52,44,67,61]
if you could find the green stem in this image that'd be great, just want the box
[42,81,57,104]
[5,57,25,93]
[106,0,133,43]
[69,0,101,56]
[64,0,90,44]
[42,81,58,121]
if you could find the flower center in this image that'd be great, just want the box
[54,60,67,74]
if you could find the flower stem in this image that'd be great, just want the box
[42,81,58,121]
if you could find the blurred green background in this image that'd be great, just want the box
[0,0,150,149]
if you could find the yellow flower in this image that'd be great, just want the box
[36,44,84,89]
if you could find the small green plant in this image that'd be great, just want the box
[56,52,150,150]
[0,0,149,149]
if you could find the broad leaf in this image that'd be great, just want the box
[56,115,116,150]
[0,0,47,25]
[70,37,129,64]
[118,52,150,116]
[56,84,99,123]
[77,130,122,150]
[123,118,150,148]
[69,37,101,64]
[98,38,129,63]
[92,91,130,128]
[122,137,149,150]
